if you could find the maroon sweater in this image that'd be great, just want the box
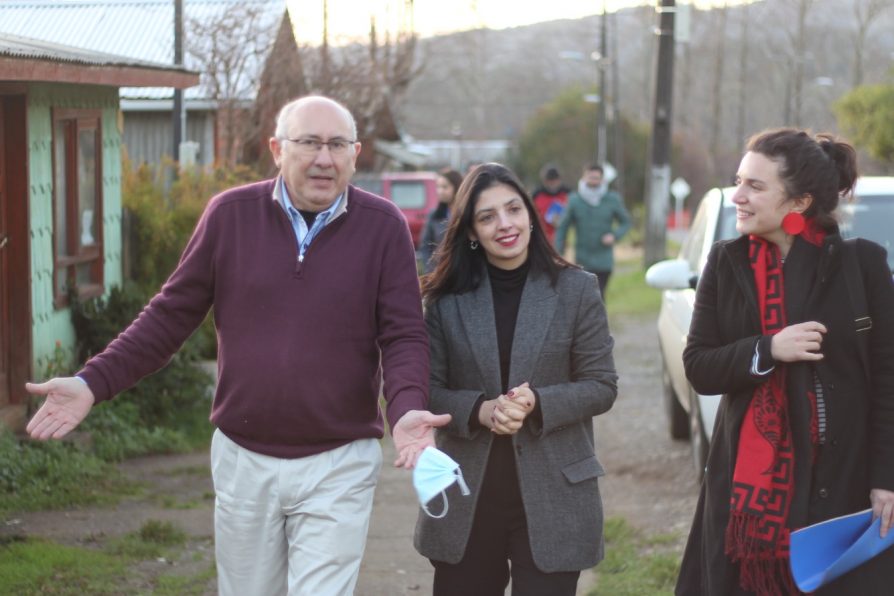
[79,179,429,458]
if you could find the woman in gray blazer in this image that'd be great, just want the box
[414,163,619,595]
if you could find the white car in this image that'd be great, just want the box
[646,178,894,481]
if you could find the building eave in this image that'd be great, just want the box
[0,55,198,88]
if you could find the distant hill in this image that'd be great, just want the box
[400,0,894,161]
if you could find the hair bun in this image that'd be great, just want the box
[815,133,857,194]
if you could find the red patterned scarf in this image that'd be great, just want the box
[726,224,824,595]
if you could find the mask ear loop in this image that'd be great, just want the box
[422,470,471,518]
[423,492,449,519]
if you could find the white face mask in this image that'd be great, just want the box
[413,446,470,519]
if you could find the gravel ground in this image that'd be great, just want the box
[1,313,699,595]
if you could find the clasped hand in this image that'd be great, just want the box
[479,382,536,435]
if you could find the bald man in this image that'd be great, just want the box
[26,96,449,595]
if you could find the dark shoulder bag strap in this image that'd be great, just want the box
[843,238,872,383]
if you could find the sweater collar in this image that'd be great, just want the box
[272,176,350,222]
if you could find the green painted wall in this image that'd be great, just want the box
[28,83,123,376]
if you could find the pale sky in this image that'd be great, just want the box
[288,0,752,45]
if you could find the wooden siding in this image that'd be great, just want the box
[27,83,123,376]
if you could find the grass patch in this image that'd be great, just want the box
[107,520,187,559]
[589,517,680,596]
[0,537,126,595]
[0,432,136,515]
[0,521,210,595]
[153,563,217,596]
[605,266,662,317]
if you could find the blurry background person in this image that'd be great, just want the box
[420,168,464,274]
[676,129,894,595]
[531,163,570,244]
[415,163,618,596]
[555,163,631,299]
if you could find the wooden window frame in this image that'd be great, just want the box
[51,109,104,308]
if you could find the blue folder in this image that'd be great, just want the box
[544,201,564,225]
[790,508,894,592]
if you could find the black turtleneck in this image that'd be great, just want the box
[470,259,531,509]
[487,259,530,392]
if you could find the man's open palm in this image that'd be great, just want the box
[25,378,95,440]
[392,410,451,469]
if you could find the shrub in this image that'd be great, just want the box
[121,158,259,292]
[121,158,258,359]
[70,284,213,454]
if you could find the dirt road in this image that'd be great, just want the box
[1,312,699,595]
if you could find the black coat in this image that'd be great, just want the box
[676,232,894,595]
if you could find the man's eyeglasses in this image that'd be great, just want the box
[283,137,356,155]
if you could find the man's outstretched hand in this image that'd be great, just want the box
[25,378,95,440]
[393,410,451,469]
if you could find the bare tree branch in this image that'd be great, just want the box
[186,2,275,165]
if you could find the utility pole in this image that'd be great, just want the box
[321,0,331,89]
[172,0,184,162]
[596,0,608,165]
[644,0,675,267]
[610,8,624,196]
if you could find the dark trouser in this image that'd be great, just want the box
[589,270,611,301]
[430,492,580,596]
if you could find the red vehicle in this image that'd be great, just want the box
[352,172,439,249]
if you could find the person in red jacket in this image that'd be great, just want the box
[24,95,450,596]
[531,164,570,244]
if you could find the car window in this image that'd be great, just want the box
[839,194,894,271]
[717,204,737,242]
[390,181,428,209]
[681,200,709,272]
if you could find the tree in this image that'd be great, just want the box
[245,10,310,173]
[708,2,728,179]
[786,0,817,127]
[186,1,276,165]
[297,2,424,147]
[513,86,597,189]
[513,86,649,208]
[835,84,894,164]
[851,0,894,88]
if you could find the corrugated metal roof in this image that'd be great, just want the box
[0,31,192,71]
[0,0,282,100]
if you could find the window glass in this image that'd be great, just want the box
[53,120,68,257]
[716,205,738,243]
[840,195,894,271]
[52,111,103,305]
[390,181,427,209]
[681,199,708,272]
[77,128,97,248]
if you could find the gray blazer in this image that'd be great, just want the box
[414,267,618,572]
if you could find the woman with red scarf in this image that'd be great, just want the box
[675,129,894,595]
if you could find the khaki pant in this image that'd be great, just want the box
[210,430,382,595]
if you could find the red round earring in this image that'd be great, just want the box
[782,211,806,235]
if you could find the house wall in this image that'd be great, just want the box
[27,83,123,375]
